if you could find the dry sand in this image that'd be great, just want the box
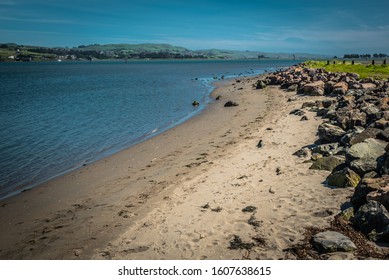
[0,75,353,260]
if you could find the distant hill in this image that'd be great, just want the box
[0,42,330,62]
[195,49,329,60]
[74,43,190,53]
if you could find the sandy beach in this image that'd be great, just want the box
[0,74,354,260]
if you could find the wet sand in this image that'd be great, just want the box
[0,75,352,259]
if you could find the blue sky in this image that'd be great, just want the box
[0,0,388,55]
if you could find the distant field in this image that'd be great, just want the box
[306,60,389,79]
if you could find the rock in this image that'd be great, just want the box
[332,81,348,95]
[287,84,298,91]
[373,118,389,129]
[242,206,257,213]
[352,200,389,241]
[300,116,308,121]
[340,126,365,146]
[312,143,339,156]
[309,156,345,171]
[378,127,389,141]
[224,101,239,107]
[379,97,389,111]
[322,100,334,108]
[361,83,376,90]
[380,156,389,175]
[336,109,367,131]
[339,207,354,221]
[337,95,356,109]
[324,81,335,95]
[297,81,325,96]
[255,80,267,89]
[351,177,389,209]
[349,127,382,145]
[318,123,346,143]
[301,101,317,108]
[289,109,305,116]
[311,153,323,161]
[327,167,361,188]
[367,185,389,212]
[347,139,387,175]
[316,108,331,117]
[363,105,382,122]
[293,147,311,158]
[363,171,379,178]
[312,231,357,253]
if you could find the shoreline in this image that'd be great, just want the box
[0,74,272,259]
[1,60,282,201]
[0,69,358,260]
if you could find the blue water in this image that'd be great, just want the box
[0,59,298,199]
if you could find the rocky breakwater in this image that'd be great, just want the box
[256,64,389,256]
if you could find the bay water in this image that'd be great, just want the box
[0,59,298,199]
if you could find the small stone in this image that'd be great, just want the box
[224,101,239,107]
[242,206,257,213]
[300,116,308,121]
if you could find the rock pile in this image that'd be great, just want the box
[257,64,389,248]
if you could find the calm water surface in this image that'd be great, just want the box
[0,59,299,198]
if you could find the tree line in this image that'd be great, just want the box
[344,53,388,59]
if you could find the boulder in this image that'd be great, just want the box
[297,81,325,96]
[318,123,346,143]
[378,127,389,142]
[327,167,361,188]
[312,231,357,253]
[293,147,311,158]
[349,127,382,145]
[340,126,365,146]
[255,80,267,89]
[347,139,387,175]
[289,109,305,116]
[310,156,345,171]
[339,207,355,221]
[301,101,318,108]
[367,185,389,212]
[324,81,335,95]
[363,105,382,122]
[332,81,348,95]
[372,118,389,129]
[352,200,389,241]
[351,176,389,209]
[361,83,376,90]
[287,84,298,92]
[379,97,389,111]
[381,156,389,175]
[336,109,367,131]
[224,101,239,107]
[312,143,339,156]
[322,100,334,108]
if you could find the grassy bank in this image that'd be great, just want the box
[305,60,389,79]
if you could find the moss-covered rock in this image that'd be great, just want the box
[309,156,345,171]
[327,167,361,188]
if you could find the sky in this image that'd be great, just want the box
[0,0,388,55]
